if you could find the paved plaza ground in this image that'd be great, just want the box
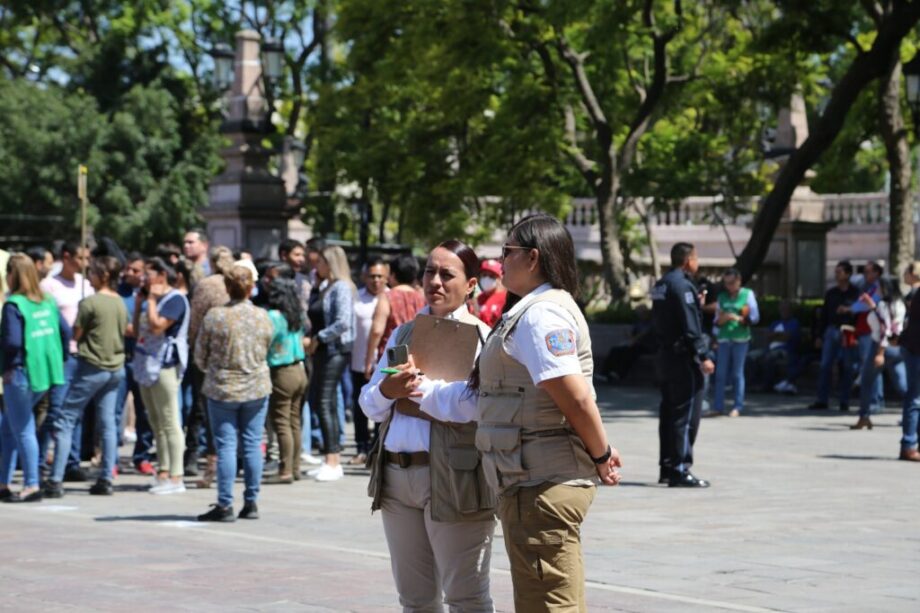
[1,385,918,612]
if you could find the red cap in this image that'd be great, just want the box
[480,259,503,278]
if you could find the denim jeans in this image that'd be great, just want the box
[858,339,885,418]
[714,341,749,413]
[815,327,857,404]
[40,357,83,472]
[116,362,154,465]
[0,368,46,488]
[51,360,125,483]
[179,367,194,427]
[857,336,885,418]
[207,396,268,508]
[901,347,920,451]
[883,345,907,398]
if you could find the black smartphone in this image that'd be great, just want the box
[387,344,410,367]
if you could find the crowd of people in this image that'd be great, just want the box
[1,216,621,611]
[0,230,519,506]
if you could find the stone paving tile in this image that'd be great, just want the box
[1,386,918,612]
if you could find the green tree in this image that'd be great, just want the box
[0,1,223,251]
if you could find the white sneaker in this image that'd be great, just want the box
[773,381,790,393]
[306,464,325,477]
[149,480,187,495]
[313,463,344,482]
[301,453,322,466]
[783,383,798,395]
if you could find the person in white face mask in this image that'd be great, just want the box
[475,259,507,328]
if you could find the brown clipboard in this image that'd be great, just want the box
[395,314,480,419]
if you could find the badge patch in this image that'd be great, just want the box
[684,291,695,304]
[545,329,576,356]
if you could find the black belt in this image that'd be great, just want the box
[270,360,303,370]
[385,451,430,468]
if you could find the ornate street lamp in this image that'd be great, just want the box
[260,38,285,85]
[211,43,235,91]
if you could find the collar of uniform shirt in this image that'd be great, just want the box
[419,302,468,320]
[502,282,553,321]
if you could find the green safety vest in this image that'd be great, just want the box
[717,287,752,343]
[6,294,65,392]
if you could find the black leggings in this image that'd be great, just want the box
[310,347,347,455]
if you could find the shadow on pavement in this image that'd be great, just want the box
[817,454,897,462]
[95,514,197,522]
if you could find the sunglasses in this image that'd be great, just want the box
[501,244,531,259]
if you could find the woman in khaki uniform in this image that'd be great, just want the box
[410,214,622,612]
[359,240,496,613]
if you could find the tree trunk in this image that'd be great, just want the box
[638,199,662,279]
[736,1,920,281]
[596,173,630,300]
[879,53,914,279]
[378,195,391,244]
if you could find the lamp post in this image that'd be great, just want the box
[202,30,289,257]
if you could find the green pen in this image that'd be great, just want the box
[380,367,425,376]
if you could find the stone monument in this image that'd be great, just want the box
[201,30,288,258]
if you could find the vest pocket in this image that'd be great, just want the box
[478,390,523,423]
[447,446,486,513]
[476,426,526,491]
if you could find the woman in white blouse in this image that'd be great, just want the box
[359,240,495,613]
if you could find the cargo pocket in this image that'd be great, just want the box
[509,526,573,588]
[477,426,526,491]
[447,446,483,513]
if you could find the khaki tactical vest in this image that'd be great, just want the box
[367,309,496,523]
[475,289,597,495]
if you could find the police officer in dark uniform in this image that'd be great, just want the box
[651,242,714,488]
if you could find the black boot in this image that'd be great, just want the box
[42,480,64,499]
[238,501,259,520]
[89,479,114,496]
[198,504,235,522]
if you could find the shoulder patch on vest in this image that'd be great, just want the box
[544,329,576,356]
[684,291,695,305]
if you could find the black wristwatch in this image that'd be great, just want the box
[590,444,612,465]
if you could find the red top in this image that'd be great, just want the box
[378,288,426,356]
[477,289,507,328]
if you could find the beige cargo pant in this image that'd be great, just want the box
[381,464,496,613]
[499,483,596,613]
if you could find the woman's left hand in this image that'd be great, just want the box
[596,446,622,486]
[873,353,885,368]
[303,336,318,355]
[379,355,423,400]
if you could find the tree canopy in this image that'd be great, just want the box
[1,0,918,292]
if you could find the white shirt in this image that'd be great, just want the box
[351,287,382,372]
[359,303,486,453]
[415,283,592,423]
[40,273,94,354]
